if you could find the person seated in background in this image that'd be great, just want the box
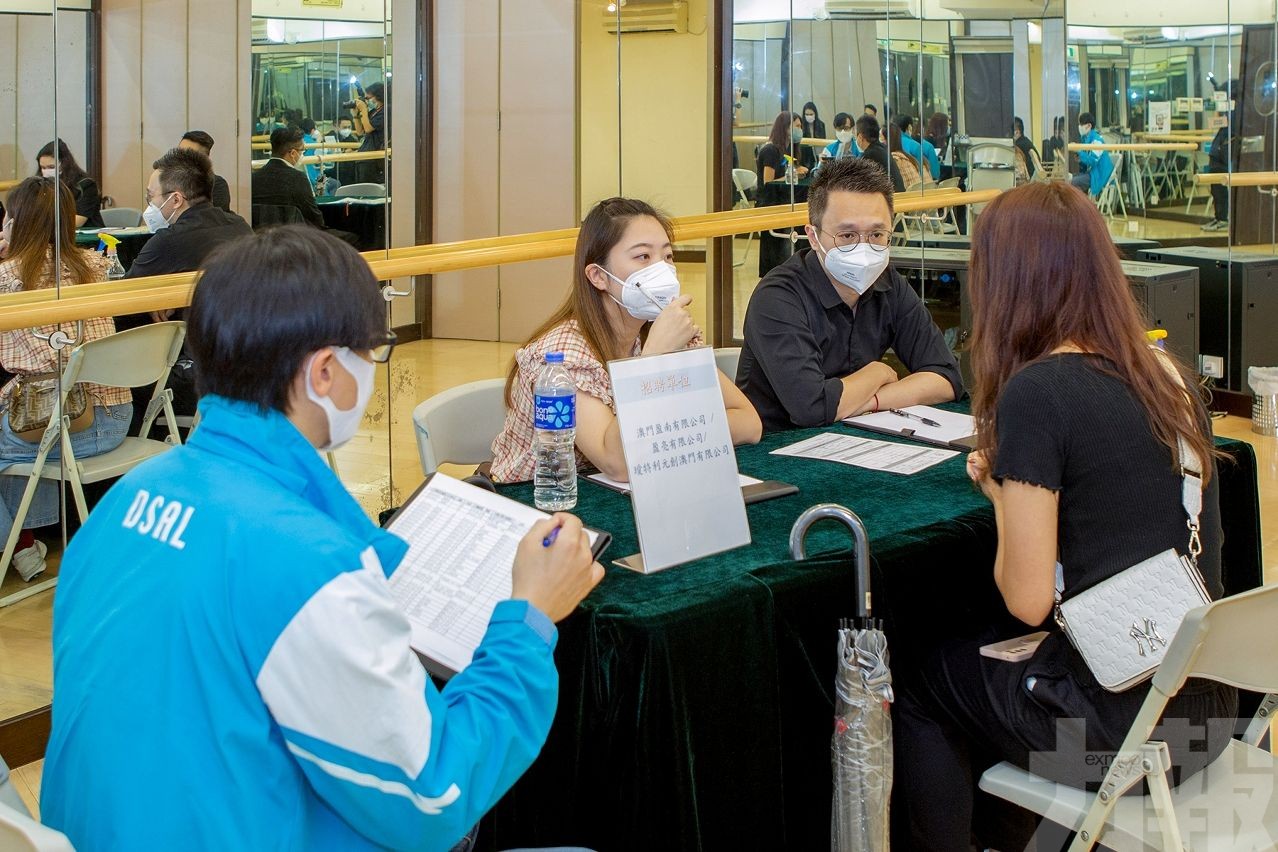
[925,112,951,162]
[1011,116,1037,180]
[122,147,252,431]
[35,140,102,229]
[178,130,232,212]
[896,115,940,181]
[1042,114,1067,169]
[0,178,132,582]
[819,112,860,164]
[298,118,336,196]
[491,197,761,483]
[853,115,904,193]
[254,128,360,246]
[40,225,605,851]
[888,123,928,190]
[800,101,826,140]
[325,117,359,186]
[894,181,1236,852]
[736,158,961,432]
[127,148,251,281]
[253,127,326,228]
[755,111,810,186]
[327,115,359,144]
[1072,111,1113,198]
[863,103,878,118]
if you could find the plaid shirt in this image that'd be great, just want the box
[0,250,131,411]
[490,319,702,483]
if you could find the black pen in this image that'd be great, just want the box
[888,408,941,428]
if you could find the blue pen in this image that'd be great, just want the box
[542,525,561,548]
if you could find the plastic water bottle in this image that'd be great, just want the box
[106,250,126,281]
[533,351,577,511]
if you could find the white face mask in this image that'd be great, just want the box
[601,261,681,322]
[1078,125,1090,138]
[804,113,816,123]
[40,167,56,179]
[836,129,854,144]
[338,128,353,139]
[304,346,376,451]
[142,194,177,233]
[814,235,890,295]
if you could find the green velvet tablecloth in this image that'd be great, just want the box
[480,422,1262,851]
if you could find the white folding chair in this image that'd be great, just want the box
[333,182,386,198]
[731,169,759,268]
[1184,150,1211,214]
[99,207,141,229]
[0,322,186,607]
[980,582,1278,851]
[714,347,742,380]
[411,378,507,476]
[1096,152,1128,220]
[0,794,73,852]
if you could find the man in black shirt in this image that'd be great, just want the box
[123,147,252,431]
[252,127,326,229]
[1012,117,1036,178]
[353,82,387,184]
[177,130,233,212]
[736,157,962,431]
[128,148,251,281]
[854,114,904,193]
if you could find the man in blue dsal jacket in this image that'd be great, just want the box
[1071,111,1114,198]
[40,225,603,851]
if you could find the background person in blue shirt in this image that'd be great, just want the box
[1071,111,1113,197]
[41,225,604,852]
[820,112,860,164]
[895,115,940,180]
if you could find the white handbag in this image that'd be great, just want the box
[1053,432,1211,692]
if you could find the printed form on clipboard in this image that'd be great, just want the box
[843,405,977,451]
[384,473,610,679]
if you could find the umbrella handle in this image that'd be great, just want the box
[789,503,872,620]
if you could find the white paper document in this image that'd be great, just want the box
[386,473,597,675]
[771,432,958,474]
[585,471,762,495]
[843,406,976,447]
[609,347,751,572]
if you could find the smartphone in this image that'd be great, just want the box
[979,631,1048,662]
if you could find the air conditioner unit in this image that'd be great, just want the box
[602,1,689,34]
[824,0,920,19]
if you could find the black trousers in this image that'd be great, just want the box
[1210,183,1229,222]
[892,625,1237,852]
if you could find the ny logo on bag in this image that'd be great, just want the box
[1129,618,1167,657]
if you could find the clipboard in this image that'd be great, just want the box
[842,406,978,452]
[384,474,612,681]
[386,474,613,562]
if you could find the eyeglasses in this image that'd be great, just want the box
[327,331,397,363]
[817,227,892,253]
[366,330,397,363]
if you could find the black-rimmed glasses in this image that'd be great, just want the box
[817,227,892,253]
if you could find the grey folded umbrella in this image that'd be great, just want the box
[832,620,894,852]
[789,503,894,852]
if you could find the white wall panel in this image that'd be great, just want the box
[496,0,575,343]
[432,0,499,340]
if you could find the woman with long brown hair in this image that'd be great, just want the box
[0,177,133,582]
[754,111,810,186]
[491,197,760,483]
[893,182,1236,850]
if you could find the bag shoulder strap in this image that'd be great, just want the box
[1151,346,1205,562]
